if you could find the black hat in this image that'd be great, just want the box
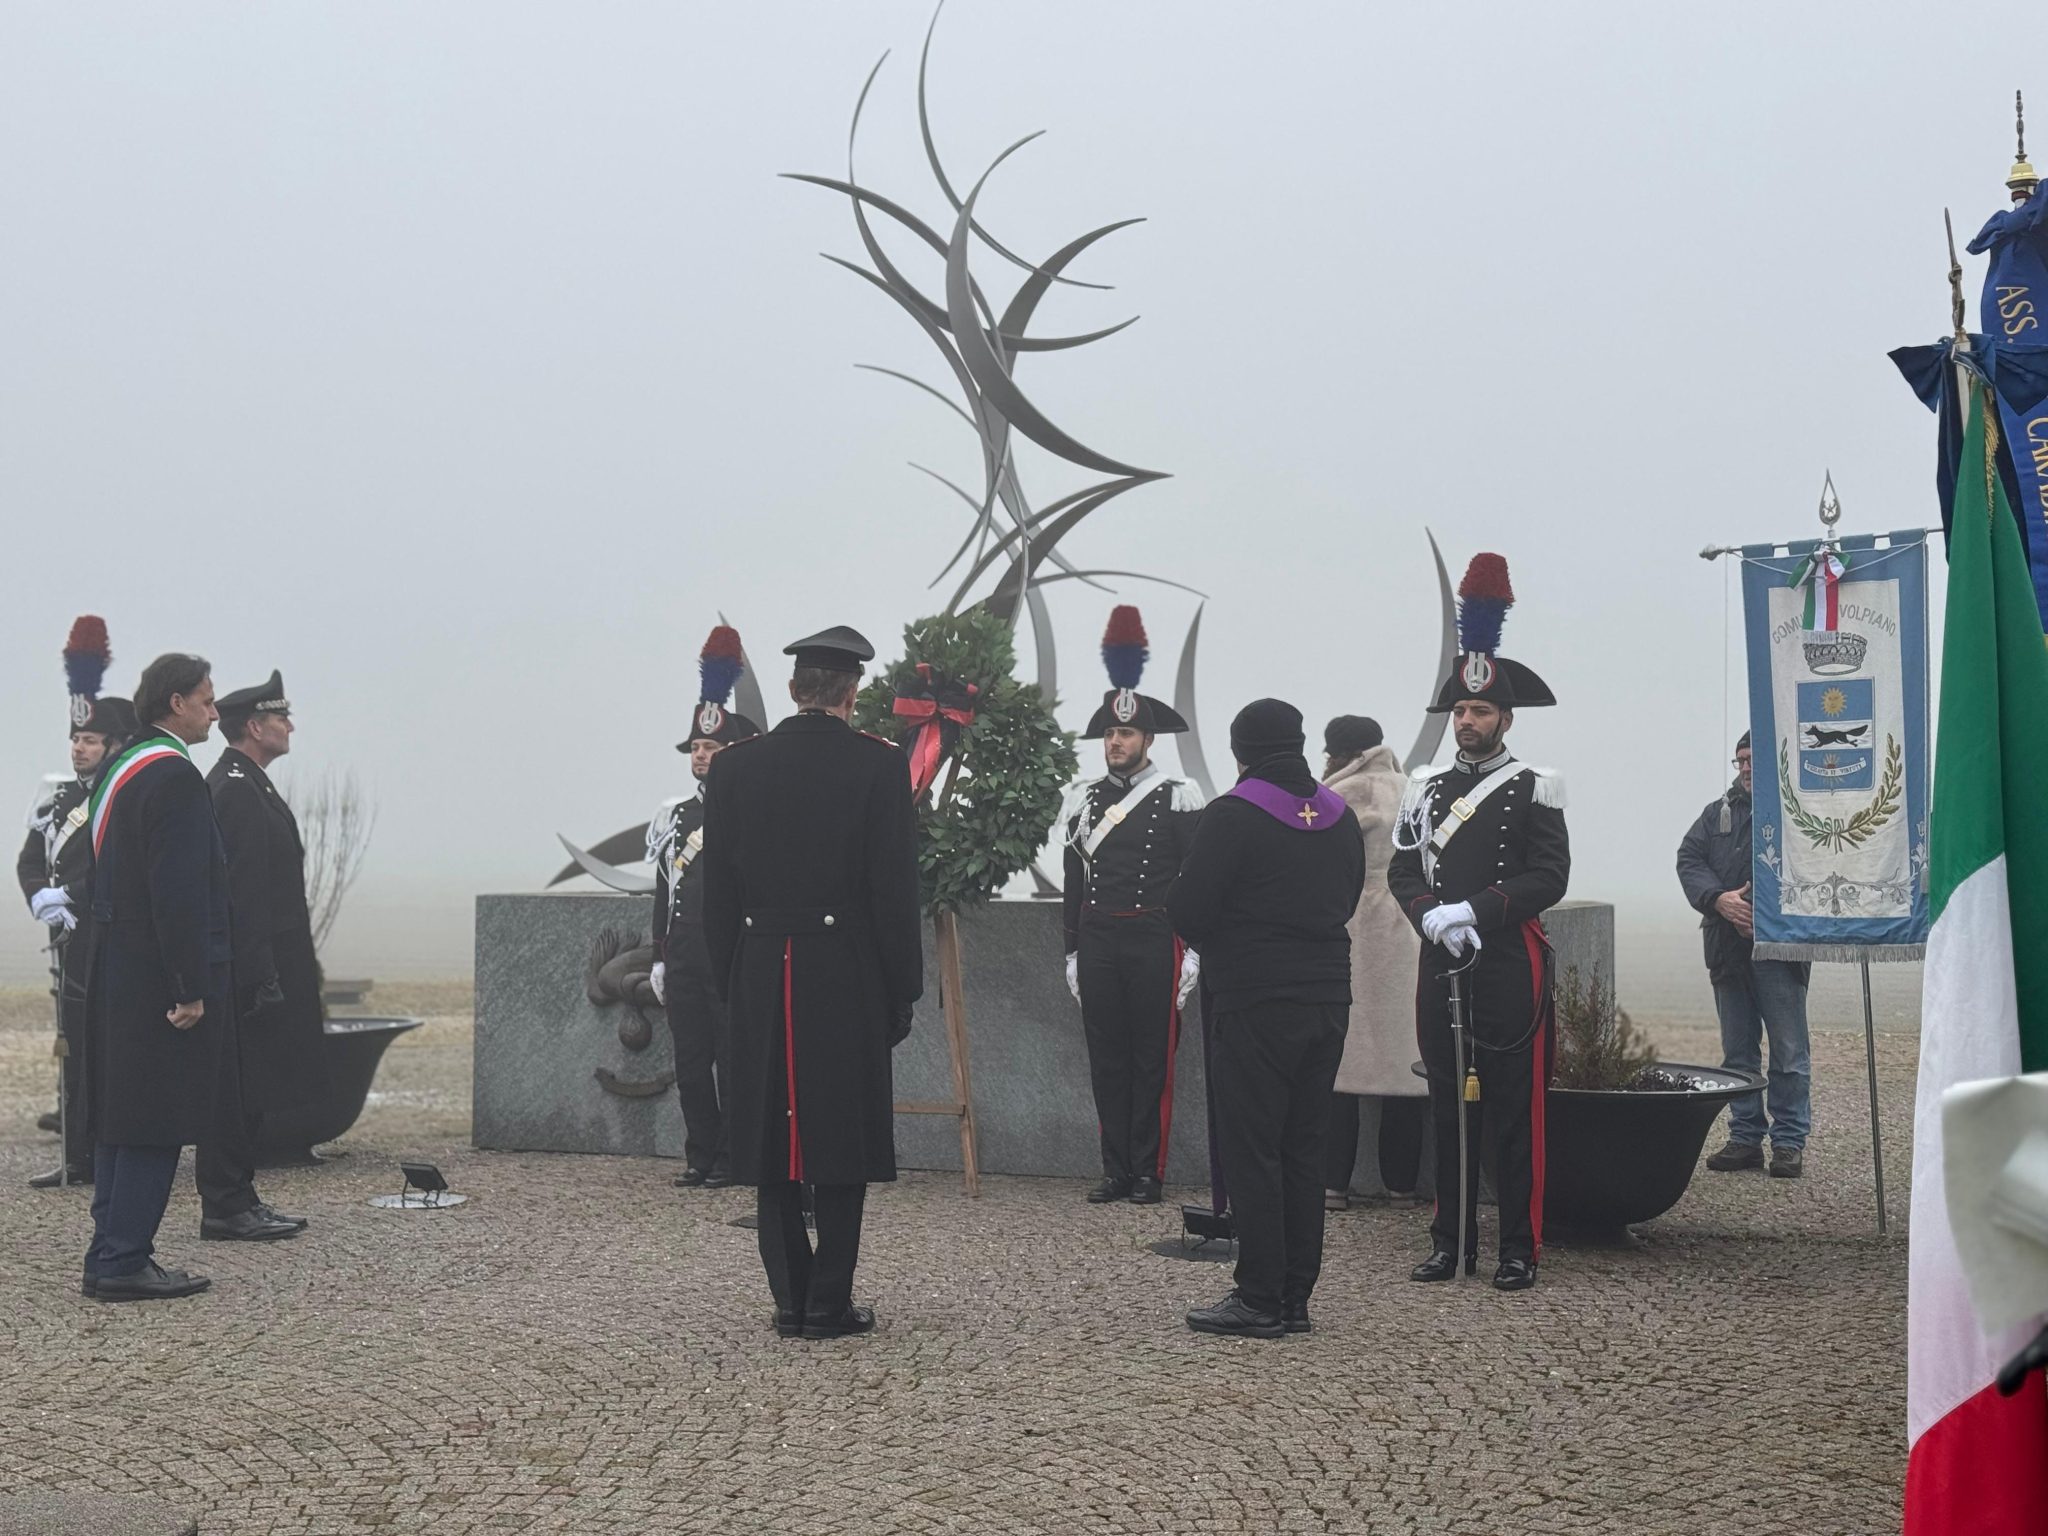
[62,615,111,732]
[784,625,874,675]
[217,670,291,724]
[1081,605,1189,739]
[77,696,138,743]
[1736,729,1751,752]
[679,626,762,749]
[1323,715,1384,756]
[1427,554,1557,713]
[1231,699,1306,762]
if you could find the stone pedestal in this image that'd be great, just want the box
[473,894,1615,1188]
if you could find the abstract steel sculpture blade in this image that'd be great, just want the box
[1173,605,1220,802]
[1402,529,1459,772]
[547,824,656,888]
[913,461,1094,591]
[1025,581,1057,700]
[959,477,1153,618]
[553,833,656,894]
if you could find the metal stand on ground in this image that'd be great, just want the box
[1860,956,1888,1235]
[892,910,981,1197]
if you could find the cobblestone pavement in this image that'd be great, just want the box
[0,986,1911,1534]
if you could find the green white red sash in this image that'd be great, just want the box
[88,733,189,855]
[1790,547,1850,631]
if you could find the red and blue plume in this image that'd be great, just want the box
[698,625,745,706]
[1101,605,1148,690]
[63,614,111,701]
[1456,554,1514,657]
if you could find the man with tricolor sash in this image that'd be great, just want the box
[1389,554,1569,1293]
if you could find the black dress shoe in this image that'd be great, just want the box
[28,1165,93,1189]
[1492,1259,1537,1292]
[200,1209,301,1242]
[673,1167,708,1188]
[702,1167,735,1189]
[251,1202,308,1231]
[1281,1300,1312,1335]
[1127,1176,1163,1206]
[1186,1290,1284,1339]
[1086,1177,1134,1204]
[801,1305,877,1340]
[95,1261,211,1302]
[1409,1249,1478,1282]
[36,1111,61,1134]
[772,1308,802,1338]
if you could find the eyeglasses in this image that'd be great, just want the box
[1732,756,1752,767]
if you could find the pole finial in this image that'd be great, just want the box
[2010,89,2039,200]
[1946,208,1969,341]
[1818,472,1842,540]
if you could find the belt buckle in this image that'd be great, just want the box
[1450,797,1476,822]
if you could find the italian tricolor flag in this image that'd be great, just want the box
[1904,379,2048,1531]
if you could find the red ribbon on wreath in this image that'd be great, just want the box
[891,662,979,799]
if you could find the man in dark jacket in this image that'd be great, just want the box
[1168,700,1366,1339]
[80,654,231,1300]
[649,626,761,1188]
[1675,731,1811,1177]
[208,672,326,1221]
[702,625,923,1340]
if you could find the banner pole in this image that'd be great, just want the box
[1860,955,1887,1235]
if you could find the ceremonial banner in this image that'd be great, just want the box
[1740,532,1931,961]
[1970,192,2048,627]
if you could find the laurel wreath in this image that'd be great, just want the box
[1777,734,1903,853]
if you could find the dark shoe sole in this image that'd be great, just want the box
[800,1323,877,1340]
[1282,1319,1312,1335]
[1127,1191,1163,1206]
[200,1224,300,1242]
[1186,1316,1284,1339]
[95,1279,211,1303]
[1769,1163,1804,1179]
[1705,1150,1766,1173]
[1492,1274,1537,1292]
[1085,1186,1132,1204]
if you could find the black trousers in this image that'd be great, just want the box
[1212,1001,1346,1314]
[756,1180,867,1320]
[53,938,94,1177]
[664,960,728,1173]
[1416,932,1553,1265]
[86,1143,180,1279]
[1077,909,1182,1183]
[1324,1093,1428,1194]
[195,1120,259,1219]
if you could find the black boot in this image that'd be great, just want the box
[1086,1176,1134,1204]
[801,1305,877,1340]
[1409,1249,1477,1283]
[1492,1259,1537,1292]
[95,1261,211,1302]
[1281,1300,1312,1335]
[1186,1290,1284,1339]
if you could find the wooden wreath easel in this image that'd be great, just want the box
[892,757,982,1196]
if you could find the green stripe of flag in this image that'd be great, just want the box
[1929,381,2048,1071]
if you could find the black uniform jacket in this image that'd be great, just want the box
[17,776,93,907]
[86,738,240,1146]
[1167,760,1366,1012]
[206,747,311,998]
[702,713,924,1185]
[651,791,711,974]
[1387,753,1570,957]
[1061,771,1202,954]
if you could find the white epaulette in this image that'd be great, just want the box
[1396,764,1448,825]
[1169,779,1206,813]
[1526,767,1567,810]
[644,795,690,863]
[1055,779,1096,842]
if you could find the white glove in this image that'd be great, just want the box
[29,888,73,930]
[649,961,667,1005]
[1420,901,1477,946]
[1176,949,1201,1011]
[1441,924,1482,959]
[1066,952,1080,1002]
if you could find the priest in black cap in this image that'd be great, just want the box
[649,627,761,1189]
[1388,555,1569,1292]
[701,624,924,1339]
[1060,606,1205,1207]
[1169,699,1365,1339]
[199,669,310,1241]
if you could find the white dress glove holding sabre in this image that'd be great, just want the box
[649,961,667,1005]
[1176,949,1201,1011]
[29,888,75,930]
[1420,901,1476,946]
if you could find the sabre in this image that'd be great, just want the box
[1444,946,1482,1283]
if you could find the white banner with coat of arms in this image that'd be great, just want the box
[1739,531,1931,961]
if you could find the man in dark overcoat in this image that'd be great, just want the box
[208,671,330,1187]
[1168,699,1365,1339]
[1388,554,1569,1293]
[701,625,923,1340]
[80,654,234,1301]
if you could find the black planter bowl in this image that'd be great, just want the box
[254,1015,423,1166]
[1543,1062,1766,1234]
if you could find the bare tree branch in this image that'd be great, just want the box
[289,769,378,953]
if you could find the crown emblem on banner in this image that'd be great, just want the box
[1801,630,1867,676]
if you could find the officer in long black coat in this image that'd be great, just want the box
[81,657,235,1301]
[1169,700,1366,1339]
[649,627,761,1187]
[701,626,923,1340]
[1387,554,1569,1293]
[205,672,324,1232]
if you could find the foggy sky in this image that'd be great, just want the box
[0,2,1998,984]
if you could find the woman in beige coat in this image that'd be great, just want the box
[1322,717,1427,1206]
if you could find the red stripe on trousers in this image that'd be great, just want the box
[1521,919,1549,1261]
[783,938,803,1182]
[1905,1373,2048,1534]
[1156,936,1185,1180]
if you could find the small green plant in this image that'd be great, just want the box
[854,608,1078,917]
[1550,964,1660,1091]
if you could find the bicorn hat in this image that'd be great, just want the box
[784,625,875,675]
[62,615,110,733]
[1427,554,1556,714]
[679,626,762,749]
[1082,606,1188,739]
[217,670,291,725]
